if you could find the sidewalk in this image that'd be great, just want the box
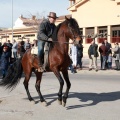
[71,55,120,74]
[82,55,116,69]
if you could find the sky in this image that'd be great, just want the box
[0,0,69,28]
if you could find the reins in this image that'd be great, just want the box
[39,39,74,44]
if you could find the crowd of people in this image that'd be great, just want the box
[69,39,120,73]
[0,39,37,78]
[0,38,119,78]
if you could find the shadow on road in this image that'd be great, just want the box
[23,91,120,109]
[67,91,120,109]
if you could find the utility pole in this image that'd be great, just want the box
[12,0,13,43]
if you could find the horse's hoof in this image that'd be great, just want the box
[41,101,47,106]
[57,99,62,105]
[30,100,35,104]
[62,101,66,107]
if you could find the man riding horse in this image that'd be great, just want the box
[37,12,58,72]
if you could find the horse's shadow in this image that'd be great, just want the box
[66,91,120,109]
[26,91,120,109]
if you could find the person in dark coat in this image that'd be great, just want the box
[7,40,13,63]
[104,40,112,69]
[37,12,58,72]
[0,46,11,79]
[88,40,99,71]
[20,40,26,57]
[76,43,83,70]
[0,42,2,59]
[99,42,108,70]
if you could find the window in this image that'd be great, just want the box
[86,27,94,44]
[24,34,35,37]
[13,35,21,38]
[1,36,9,38]
[111,30,120,43]
[98,27,107,43]
[111,25,120,43]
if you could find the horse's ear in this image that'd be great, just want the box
[65,16,69,21]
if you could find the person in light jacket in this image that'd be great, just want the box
[12,39,18,60]
[71,44,77,69]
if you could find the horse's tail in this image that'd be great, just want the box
[0,57,23,91]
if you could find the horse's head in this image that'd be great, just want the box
[65,16,82,44]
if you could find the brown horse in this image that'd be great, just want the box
[0,17,82,106]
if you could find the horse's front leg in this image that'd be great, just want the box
[35,72,47,106]
[53,69,64,105]
[62,70,71,107]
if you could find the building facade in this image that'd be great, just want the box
[68,0,120,54]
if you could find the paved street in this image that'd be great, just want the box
[0,70,120,120]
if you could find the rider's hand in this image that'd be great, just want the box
[48,38,53,42]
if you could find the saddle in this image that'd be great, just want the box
[31,42,51,71]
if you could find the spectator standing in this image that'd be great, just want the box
[12,39,18,60]
[76,43,83,70]
[99,42,108,70]
[88,40,99,72]
[111,42,120,70]
[69,47,77,74]
[31,40,38,55]
[32,39,38,47]
[24,39,31,50]
[0,46,11,79]
[71,43,77,69]
[17,41,21,58]
[20,40,26,57]
[107,53,112,69]
[7,40,13,63]
[104,39,112,69]
[0,42,2,59]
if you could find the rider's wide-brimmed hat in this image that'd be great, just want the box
[48,12,58,19]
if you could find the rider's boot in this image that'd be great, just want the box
[37,57,44,72]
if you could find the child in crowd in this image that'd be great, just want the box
[107,53,112,69]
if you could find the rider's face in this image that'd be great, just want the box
[49,17,56,24]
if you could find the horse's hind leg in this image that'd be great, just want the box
[62,70,71,107]
[23,72,33,101]
[35,72,47,106]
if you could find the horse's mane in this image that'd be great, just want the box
[50,23,62,49]
[68,18,80,35]
[52,23,62,42]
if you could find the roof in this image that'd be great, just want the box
[19,14,72,26]
[19,15,43,26]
